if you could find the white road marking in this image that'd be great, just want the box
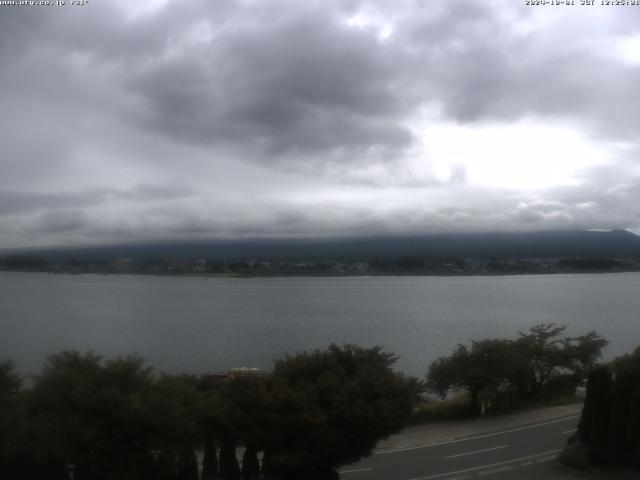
[339,467,372,474]
[562,429,577,434]
[536,456,557,463]
[477,466,514,476]
[376,415,579,455]
[407,449,561,480]
[444,445,508,459]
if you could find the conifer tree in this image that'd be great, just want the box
[202,434,219,480]
[580,366,612,464]
[177,448,199,480]
[219,434,241,480]
[576,347,640,467]
[241,444,260,480]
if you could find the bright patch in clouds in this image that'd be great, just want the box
[425,120,609,190]
[614,34,640,65]
[345,10,394,40]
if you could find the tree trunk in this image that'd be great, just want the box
[470,386,481,416]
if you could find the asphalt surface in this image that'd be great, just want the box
[339,413,580,480]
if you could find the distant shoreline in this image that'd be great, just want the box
[2,268,639,279]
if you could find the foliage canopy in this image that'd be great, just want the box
[427,324,607,414]
[260,344,418,477]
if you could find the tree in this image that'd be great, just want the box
[260,344,418,479]
[148,374,201,459]
[577,366,612,464]
[0,361,25,476]
[427,324,608,415]
[219,434,241,480]
[242,444,260,480]
[215,373,271,448]
[177,448,199,480]
[28,351,107,478]
[608,347,640,467]
[575,346,640,468]
[28,351,200,479]
[201,434,219,480]
[427,339,524,415]
[0,358,70,480]
[565,331,610,379]
[515,324,607,398]
[200,372,268,480]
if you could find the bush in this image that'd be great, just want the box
[0,345,420,479]
[409,393,473,424]
[575,347,640,468]
[258,345,418,477]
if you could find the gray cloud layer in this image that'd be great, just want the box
[1,0,640,247]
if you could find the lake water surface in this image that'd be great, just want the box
[1,272,638,376]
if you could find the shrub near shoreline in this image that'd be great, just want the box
[426,324,607,416]
[0,345,419,480]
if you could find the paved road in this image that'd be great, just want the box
[339,414,580,480]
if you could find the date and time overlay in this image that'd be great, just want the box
[1,0,640,7]
[526,0,640,5]
[0,0,88,6]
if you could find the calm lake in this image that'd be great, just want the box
[1,271,638,377]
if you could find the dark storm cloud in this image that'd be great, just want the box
[126,4,412,161]
[0,185,194,216]
[0,190,105,216]
[393,1,640,138]
[1,0,640,247]
[122,0,640,160]
[25,210,89,234]
[3,1,639,148]
[2,0,637,155]
[0,0,413,167]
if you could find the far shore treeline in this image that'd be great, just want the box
[3,229,640,277]
[1,253,639,277]
[0,325,635,479]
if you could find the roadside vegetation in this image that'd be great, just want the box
[423,324,607,417]
[0,324,620,479]
[561,346,640,470]
[0,345,418,480]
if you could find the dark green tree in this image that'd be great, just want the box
[427,339,524,415]
[202,372,269,479]
[427,324,608,415]
[607,363,637,466]
[575,346,640,468]
[153,450,179,480]
[578,366,612,464]
[0,361,28,478]
[515,324,607,398]
[219,433,241,480]
[261,344,418,479]
[241,444,260,480]
[149,374,201,458]
[177,448,199,480]
[201,434,219,480]
[28,351,200,479]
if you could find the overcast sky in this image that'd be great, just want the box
[1,0,640,248]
